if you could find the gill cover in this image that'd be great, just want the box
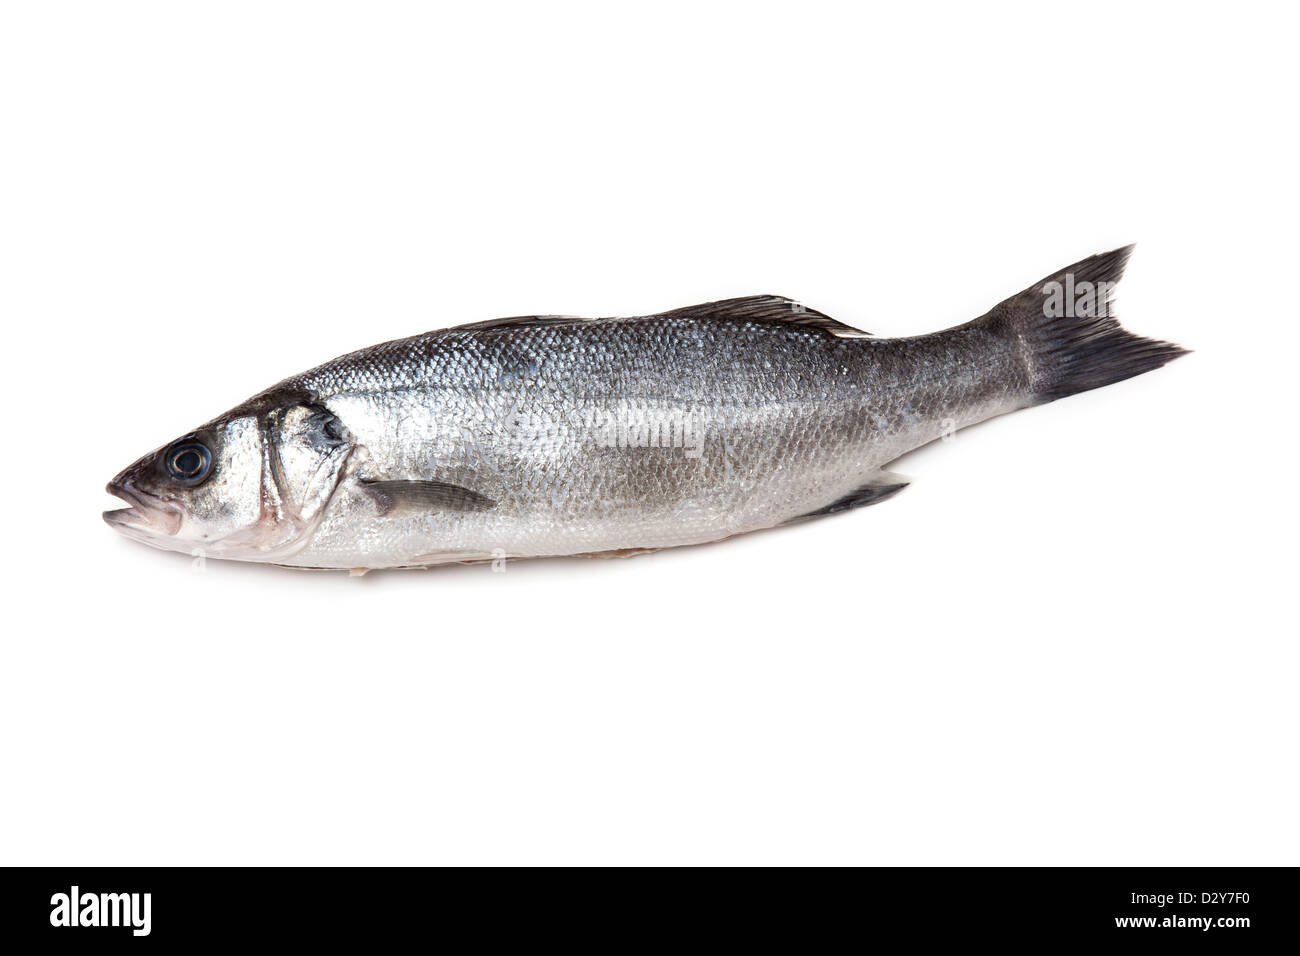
[220,401,355,557]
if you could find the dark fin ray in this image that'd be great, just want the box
[974,245,1189,403]
[361,480,495,516]
[448,296,870,338]
[785,474,909,525]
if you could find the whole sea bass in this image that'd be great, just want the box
[105,247,1185,571]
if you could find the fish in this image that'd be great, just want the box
[104,246,1186,571]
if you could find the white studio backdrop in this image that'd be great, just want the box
[0,1,1295,865]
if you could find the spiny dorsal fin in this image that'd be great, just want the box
[659,295,871,337]
[455,314,586,331]
[450,295,871,337]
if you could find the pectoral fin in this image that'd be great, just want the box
[361,480,496,516]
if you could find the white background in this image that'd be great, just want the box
[1,2,1296,865]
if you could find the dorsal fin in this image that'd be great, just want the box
[449,295,871,337]
[455,314,586,331]
[658,295,871,337]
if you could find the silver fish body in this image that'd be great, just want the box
[104,247,1185,570]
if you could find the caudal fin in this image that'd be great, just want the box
[978,245,1188,403]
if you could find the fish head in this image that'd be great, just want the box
[104,392,356,562]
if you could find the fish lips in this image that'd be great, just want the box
[103,479,184,537]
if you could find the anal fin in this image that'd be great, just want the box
[785,473,909,525]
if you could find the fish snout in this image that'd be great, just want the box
[103,473,184,537]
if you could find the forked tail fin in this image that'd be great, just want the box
[976,245,1188,403]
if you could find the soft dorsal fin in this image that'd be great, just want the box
[450,295,871,337]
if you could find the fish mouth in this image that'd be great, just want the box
[103,481,184,536]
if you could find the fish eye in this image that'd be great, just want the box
[165,442,212,483]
